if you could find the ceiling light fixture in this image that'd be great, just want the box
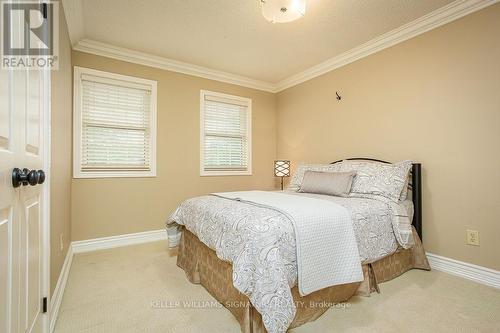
[261,0,306,23]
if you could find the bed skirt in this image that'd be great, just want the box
[176,227,430,333]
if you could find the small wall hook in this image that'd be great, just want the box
[336,91,342,101]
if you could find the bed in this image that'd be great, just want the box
[167,158,430,333]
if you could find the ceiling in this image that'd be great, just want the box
[65,0,457,85]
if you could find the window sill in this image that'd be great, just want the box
[73,170,156,179]
[200,170,252,177]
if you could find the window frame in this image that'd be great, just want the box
[73,66,157,179]
[200,90,252,176]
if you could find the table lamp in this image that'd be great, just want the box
[274,160,290,190]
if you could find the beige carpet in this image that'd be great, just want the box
[54,241,500,333]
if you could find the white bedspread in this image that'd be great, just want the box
[214,191,364,296]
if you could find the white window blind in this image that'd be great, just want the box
[74,67,157,178]
[201,91,252,176]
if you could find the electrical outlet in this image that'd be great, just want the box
[60,233,64,251]
[466,230,479,246]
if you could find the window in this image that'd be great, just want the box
[73,67,157,178]
[200,90,252,176]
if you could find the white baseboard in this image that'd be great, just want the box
[72,229,167,254]
[50,245,73,333]
[426,252,500,289]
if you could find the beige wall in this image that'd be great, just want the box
[277,4,500,270]
[50,4,72,295]
[62,4,499,275]
[71,52,277,241]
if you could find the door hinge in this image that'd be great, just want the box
[42,297,48,313]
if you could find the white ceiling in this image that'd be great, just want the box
[66,0,457,84]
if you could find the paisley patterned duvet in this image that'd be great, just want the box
[168,192,412,333]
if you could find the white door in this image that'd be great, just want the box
[0,16,50,333]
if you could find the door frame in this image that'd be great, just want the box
[40,66,51,333]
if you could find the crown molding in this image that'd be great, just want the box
[73,39,278,93]
[275,0,500,92]
[63,0,499,93]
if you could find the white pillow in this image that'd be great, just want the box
[287,163,342,191]
[339,160,413,202]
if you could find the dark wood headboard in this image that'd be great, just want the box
[330,158,422,240]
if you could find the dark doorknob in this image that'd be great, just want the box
[27,170,39,186]
[12,168,27,188]
[37,170,46,184]
[12,168,46,188]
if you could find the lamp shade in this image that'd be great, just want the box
[274,160,290,177]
